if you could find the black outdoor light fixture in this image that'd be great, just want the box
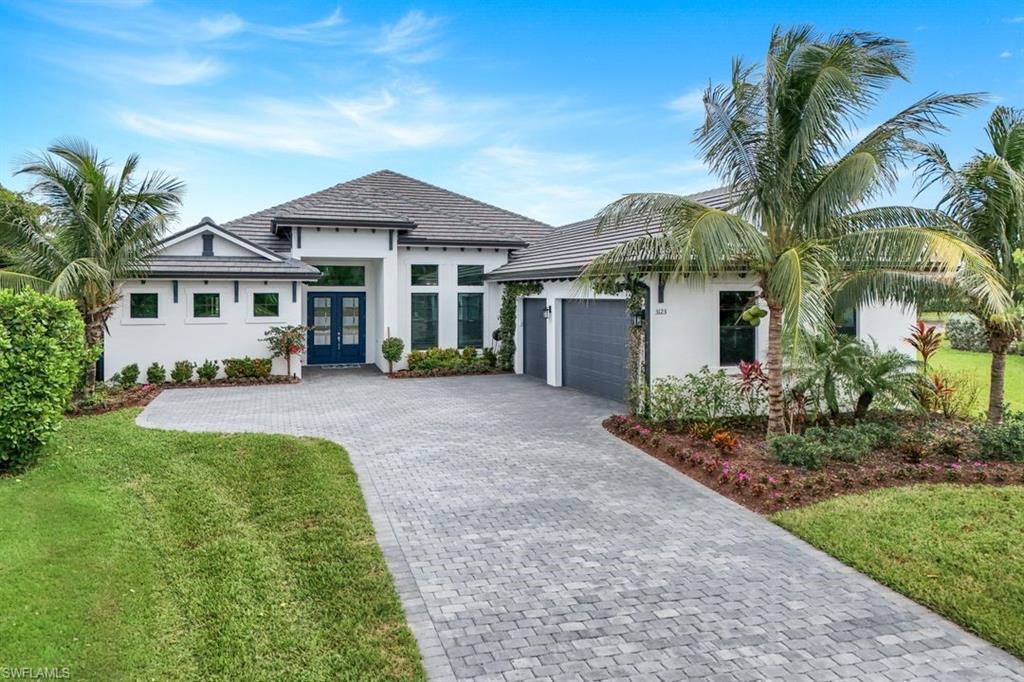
[632,308,646,328]
[543,305,552,319]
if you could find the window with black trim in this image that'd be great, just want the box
[411,293,438,349]
[193,292,220,318]
[458,264,484,286]
[834,307,857,338]
[253,292,279,317]
[130,292,158,319]
[719,291,756,365]
[411,264,438,286]
[458,293,484,348]
[315,265,365,286]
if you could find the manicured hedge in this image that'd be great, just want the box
[223,357,272,379]
[0,289,85,472]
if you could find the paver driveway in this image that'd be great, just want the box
[139,369,1023,681]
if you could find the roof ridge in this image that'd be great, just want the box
[221,180,351,228]
[288,184,411,224]
[367,169,552,229]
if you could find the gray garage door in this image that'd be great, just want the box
[562,300,630,402]
[522,298,547,380]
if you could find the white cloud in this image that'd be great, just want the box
[1008,16,1024,23]
[254,7,347,43]
[1001,51,1013,58]
[371,10,445,63]
[198,13,245,39]
[667,88,706,116]
[63,51,225,86]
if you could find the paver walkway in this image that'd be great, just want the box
[138,368,1024,681]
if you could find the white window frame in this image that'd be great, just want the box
[246,286,286,324]
[184,285,228,325]
[121,286,166,326]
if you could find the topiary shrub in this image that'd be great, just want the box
[146,362,166,384]
[945,313,988,352]
[196,359,219,382]
[170,360,195,384]
[0,289,86,472]
[381,336,404,374]
[118,363,140,388]
[223,357,272,379]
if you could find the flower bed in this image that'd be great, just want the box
[605,414,1024,514]
[390,367,508,379]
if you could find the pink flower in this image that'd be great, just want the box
[738,472,750,482]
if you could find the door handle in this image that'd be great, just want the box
[337,331,341,347]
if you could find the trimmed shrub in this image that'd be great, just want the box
[405,347,489,373]
[381,336,404,374]
[197,359,219,382]
[481,347,497,368]
[170,360,195,384]
[118,363,140,388]
[972,420,1024,461]
[945,314,988,352]
[223,357,272,379]
[0,289,86,472]
[647,368,744,425]
[146,362,166,384]
[769,434,827,470]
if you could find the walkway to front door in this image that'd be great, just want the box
[307,292,366,364]
[138,371,1024,682]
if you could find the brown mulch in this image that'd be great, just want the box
[605,414,1024,514]
[67,376,301,417]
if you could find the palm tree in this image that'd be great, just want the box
[582,27,1009,434]
[911,107,1024,423]
[0,139,184,394]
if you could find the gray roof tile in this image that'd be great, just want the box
[142,255,321,279]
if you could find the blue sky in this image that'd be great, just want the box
[1,0,1022,229]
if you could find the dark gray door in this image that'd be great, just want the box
[522,298,547,380]
[562,300,630,402]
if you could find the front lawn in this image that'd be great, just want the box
[931,343,1024,413]
[0,410,423,680]
[774,485,1024,659]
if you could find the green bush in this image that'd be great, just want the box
[769,434,827,470]
[803,425,871,464]
[646,368,744,425]
[972,420,1024,461]
[223,357,272,379]
[481,347,497,368]
[196,359,219,382]
[118,363,140,388]
[405,347,489,373]
[380,336,404,373]
[146,362,166,384]
[461,346,477,361]
[0,289,86,472]
[946,314,988,352]
[170,360,195,384]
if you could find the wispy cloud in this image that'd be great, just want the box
[370,10,446,63]
[667,88,706,117]
[72,52,226,86]
[197,13,245,40]
[1000,50,1013,58]
[1008,16,1024,23]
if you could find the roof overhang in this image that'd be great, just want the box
[160,218,284,262]
[271,216,417,236]
[139,271,320,281]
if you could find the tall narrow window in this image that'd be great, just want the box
[193,292,220,318]
[458,293,484,348]
[411,293,438,349]
[130,292,158,319]
[253,292,279,317]
[458,265,484,286]
[719,291,756,365]
[411,264,438,286]
[834,307,857,338]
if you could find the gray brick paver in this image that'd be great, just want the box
[139,369,1024,681]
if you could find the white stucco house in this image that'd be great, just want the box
[104,170,914,402]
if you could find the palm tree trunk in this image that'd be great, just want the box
[81,309,106,397]
[766,301,786,434]
[987,330,1009,424]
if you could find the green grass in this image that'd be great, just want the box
[930,342,1024,413]
[774,485,1024,658]
[0,410,424,680]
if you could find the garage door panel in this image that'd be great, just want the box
[522,298,547,380]
[562,300,629,402]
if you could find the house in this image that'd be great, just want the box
[104,170,914,401]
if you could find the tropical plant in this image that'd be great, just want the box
[844,340,919,418]
[496,281,542,370]
[0,139,184,395]
[170,360,195,384]
[117,363,140,388]
[146,362,166,384]
[197,359,219,382]
[381,336,404,375]
[580,27,1006,434]
[262,324,307,377]
[737,359,768,418]
[904,321,943,372]
[912,106,1024,422]
[795,334,864,419]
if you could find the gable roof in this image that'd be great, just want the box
[486,187,736,282]
[159,216,284,262]
[222,170,552,251]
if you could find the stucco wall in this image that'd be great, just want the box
[105,278,303,381]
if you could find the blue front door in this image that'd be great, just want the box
[307,292,366,364]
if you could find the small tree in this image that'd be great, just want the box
[263,325,307,377]
[904,321,943,373]
[381,335,404,375]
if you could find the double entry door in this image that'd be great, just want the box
[307,292,366,365]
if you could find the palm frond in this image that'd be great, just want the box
[766,242,837,350]
[0,269,49,293]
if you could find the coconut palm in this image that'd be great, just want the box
[0,139,184,394]
[581,26,1009,434]
[911,107,1024,423]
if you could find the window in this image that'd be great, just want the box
[192,292,220,318]
[719,291,756,365]
[253,292,279,317]
[411,293,438,349]
[130,292,158,319]
[411,264,438,286]
[458,264,484,286]
[314,265,365,286]
[834,307,857,338]
[458,293,484,348]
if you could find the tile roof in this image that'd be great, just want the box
[142,255,321,279]
[486,187,736,282]
[221,170,552,252]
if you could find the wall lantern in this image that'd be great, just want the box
[543,305,552,319]
[631,308,646,328]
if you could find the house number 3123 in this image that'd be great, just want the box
[655,308,668,315]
